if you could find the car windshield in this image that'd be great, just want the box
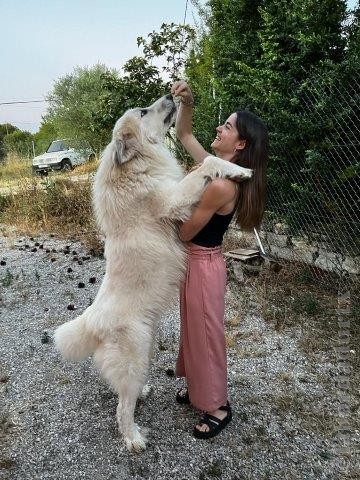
[46,141,68,153]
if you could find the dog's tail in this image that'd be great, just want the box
[54,314,99,361]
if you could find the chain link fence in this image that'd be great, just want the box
[167,69,360,291]
[260,69,360,287]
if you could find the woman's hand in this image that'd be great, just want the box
[170,80,208,164]
[171,80,194,105]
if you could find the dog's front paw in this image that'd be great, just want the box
[227,167,253,181]
[201,155,253,182]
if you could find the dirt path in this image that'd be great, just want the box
[0,232,358,480]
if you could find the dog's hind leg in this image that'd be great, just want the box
[94,328,152,452]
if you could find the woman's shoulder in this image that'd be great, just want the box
[200,178,238,211]
[206,178,238,198]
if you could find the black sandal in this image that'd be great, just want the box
[176,387,190,405]
[193,402,232,439]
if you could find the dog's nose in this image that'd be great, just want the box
[165,94,173,101]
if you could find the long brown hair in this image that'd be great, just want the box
[232,110,268,231]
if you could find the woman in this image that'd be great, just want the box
[170,80,268,439]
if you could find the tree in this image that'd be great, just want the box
[0,124,18,161]
[252,0,349,234]
[185,0,264,151]
[347,2,360,59]
[3,129,34,158]
[89,56,166,138]
[186,0,356,240]
[45,64,118,153]
[137,23,196,81]
[45,22,194,153]
[33,121,58,155]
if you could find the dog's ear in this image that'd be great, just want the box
[112,131,136,165]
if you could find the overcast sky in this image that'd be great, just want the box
[0,0,358,133]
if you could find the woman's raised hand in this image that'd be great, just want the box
[171,80,194,105]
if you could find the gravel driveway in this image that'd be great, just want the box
[0,232,357,480]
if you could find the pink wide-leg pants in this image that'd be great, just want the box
[176,242,228,411]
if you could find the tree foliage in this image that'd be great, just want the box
[44,23,195,153]
[0,124,18,161]
[33,121,58,155]
[186,0,358,243]
[3,129,34,158]
[137,22,196,80]
[45,64,116,152]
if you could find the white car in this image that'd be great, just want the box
[32,139,95,175]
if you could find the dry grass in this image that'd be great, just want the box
[0,153,32,183]
[0,177,96,239]
[71,156,99,175]
[224,253,359,367]
[222,226,255,252]
[0,154,99,189]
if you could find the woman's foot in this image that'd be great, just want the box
[176,387,190,405]
[193,402,232,439]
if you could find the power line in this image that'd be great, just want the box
[0,99,47,106]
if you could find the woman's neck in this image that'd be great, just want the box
[212,149,236,162]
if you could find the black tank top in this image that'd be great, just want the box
[191,210,235,248]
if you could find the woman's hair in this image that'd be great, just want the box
[232,110,268,231]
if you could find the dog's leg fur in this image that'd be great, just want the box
[200,155,253,182]
[154,155,253,221]
[54,312,99,361]
[93,325,152,452]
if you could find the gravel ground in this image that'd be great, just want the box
[0,231,358,480]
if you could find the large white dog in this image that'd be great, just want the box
[54,94,252,452]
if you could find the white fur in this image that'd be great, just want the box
[54,95,252,452]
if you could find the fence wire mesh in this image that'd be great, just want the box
[261,70,360,287]
[167,69,360,290]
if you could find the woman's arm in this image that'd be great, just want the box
[171,80,209,164]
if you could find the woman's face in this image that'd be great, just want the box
[211,113,245,160]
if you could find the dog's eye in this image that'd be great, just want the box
[140,109,148,118]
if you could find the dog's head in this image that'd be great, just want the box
[106,94,177,166]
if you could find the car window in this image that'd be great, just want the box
[46,141,68,153]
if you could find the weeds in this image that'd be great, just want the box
[0,153,32,182]
[0,177,96,238]
[1,269,13,287]
[0,193,10,214]
[0,411,16,439]
[292,292,321,316]
[0,153,98,184]
[199,460,222,479]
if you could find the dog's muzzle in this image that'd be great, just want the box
[164,101,177,126]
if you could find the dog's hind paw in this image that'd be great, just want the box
[124,424,148,453]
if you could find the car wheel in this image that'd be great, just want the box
[61,159,72,171]
[34,170,47,177]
